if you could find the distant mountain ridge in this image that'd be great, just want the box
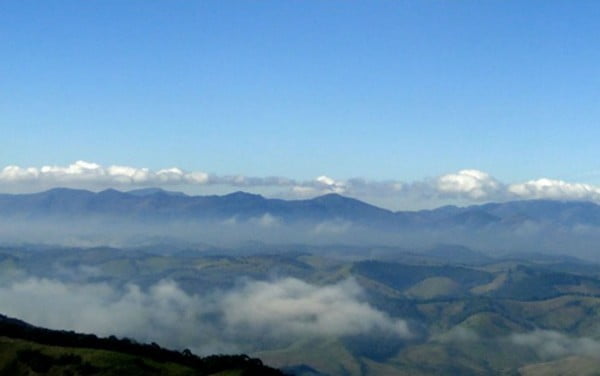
[1,188,600,228]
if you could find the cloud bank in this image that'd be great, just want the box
[0,277,410,355]
[221,278,410,338]
[511,330,600,359]
[3,161,600,205]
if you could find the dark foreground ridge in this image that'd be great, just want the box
[0,313,284,375]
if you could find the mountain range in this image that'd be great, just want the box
[1,187,600,228]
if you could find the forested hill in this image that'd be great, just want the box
[0,313,284,375]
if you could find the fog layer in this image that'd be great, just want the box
[0,276,410,355]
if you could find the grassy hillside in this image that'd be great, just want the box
[0,314,283,376]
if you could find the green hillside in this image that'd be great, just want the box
[0,314,283,376]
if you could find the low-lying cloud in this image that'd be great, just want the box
[3,161,600,206]
[221,278,410,338]
[511,330,600,359]
[0,277,410,355]
[439,327,600,361]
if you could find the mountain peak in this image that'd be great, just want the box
[98,188,125,196]
[42,187,92,195]
[223,191,264,200]
[318,193,344,199]
[312,193,372,207]
[127,188,187,197]
[313,193,349,202]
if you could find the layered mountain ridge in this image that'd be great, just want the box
[1,188,599,228]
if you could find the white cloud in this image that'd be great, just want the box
[291,185,319,197]
[313,220,352,235]
[315,175,346,194]
[0,277,410,354]
[511,330,600,359]
[0,161,301,191]
[508,178,600,201]
[436,169,503,200]
[3,161,600,206]
[221,278,411,338]
[0,161,193,186]
[252,213,280,227]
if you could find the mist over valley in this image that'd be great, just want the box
[2,189,600,374]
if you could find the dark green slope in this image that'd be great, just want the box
[0,314,284,376]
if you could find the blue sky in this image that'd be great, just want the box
[1,1,600,207]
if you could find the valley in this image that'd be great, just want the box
[3,239,600,375]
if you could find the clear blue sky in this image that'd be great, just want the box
[2,1,599,184]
